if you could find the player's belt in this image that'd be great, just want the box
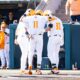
[49,34,61,37]
[54,34,61,37]
[32,34,42,35]
[39,34,42,35]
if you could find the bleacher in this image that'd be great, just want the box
[37,0,69,23]
[54,0,70,22]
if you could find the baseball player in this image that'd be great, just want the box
[43,10,64,74]
[14,9,35,74]
[25,10,48,74]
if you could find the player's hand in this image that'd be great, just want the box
[14,39,18,45]
[29,35,34,39]
[27,35,34,40]
[30,35,34,39]
[45,27,51,32]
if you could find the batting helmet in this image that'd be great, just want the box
[25,8,35,16]
[35,10,43,16]
[43,10,52,16]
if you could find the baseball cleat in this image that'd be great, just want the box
[35,69,42,75]
[27,70,32,75]
[0,66,6,69]
[25,66,33,75]
[20,70,26,74]
[24,70,32,75]
[51,67,59,74]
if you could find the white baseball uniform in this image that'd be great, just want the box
[25,15,48,69]
[15,15,29,70]
[47,16,64,68]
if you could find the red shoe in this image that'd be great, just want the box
[24,66,32,75]
[24,70,32,75]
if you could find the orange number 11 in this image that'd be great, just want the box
[56,22,61,30]
[34,21,38,29]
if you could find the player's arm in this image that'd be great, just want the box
[14,22,24,45]
[65,0,70,15]
[4,28,10,36]
[19,13,27,22]
[14,27,19,45]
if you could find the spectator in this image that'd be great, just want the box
[0,20,10,69]
[7,12,18,25]
[65,0,80,24]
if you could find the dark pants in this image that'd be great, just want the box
[71,15,80,22]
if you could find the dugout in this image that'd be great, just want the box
[0,0,40,21]
[9,23,80,70]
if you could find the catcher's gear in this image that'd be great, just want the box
[35,10,43,16]
[25,9,35,16]
[43,10,52,16]
[48,23,53,28]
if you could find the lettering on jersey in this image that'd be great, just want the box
[56,22,61,30]
[34,20,38,29]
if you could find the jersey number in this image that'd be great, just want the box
[56,22,61,30]
[34,21,38,29]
